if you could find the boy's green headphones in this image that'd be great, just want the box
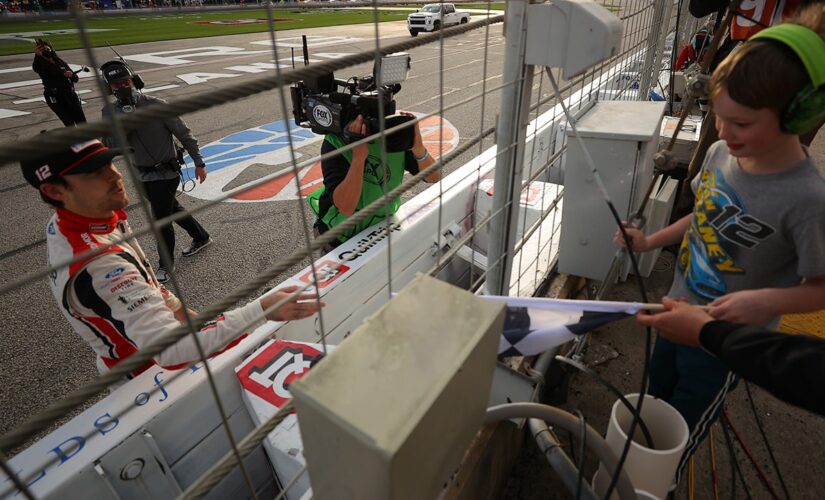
[750,24,825,135]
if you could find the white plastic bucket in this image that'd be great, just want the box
[592,394,688,499]
[591,472,661,500]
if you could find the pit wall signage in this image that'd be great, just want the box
[234,340,334,500]
[4,363,208,497]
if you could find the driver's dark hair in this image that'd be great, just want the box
[39,177,68,208]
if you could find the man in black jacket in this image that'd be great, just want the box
[637,297,825,416]
[101,60,211,283]
[32,39,86,126]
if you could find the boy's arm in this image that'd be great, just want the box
[710,276,825,325]
[614,213,691,252]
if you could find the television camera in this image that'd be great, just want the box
[291,40,412,151]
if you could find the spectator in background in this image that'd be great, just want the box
[101,60,213,284]
[675,27,713,70]
[32,39,86,126]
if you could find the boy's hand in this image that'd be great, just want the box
[636,297,712,347]
[709,289,774,325]
[613,222,649,252]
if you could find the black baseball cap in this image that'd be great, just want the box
[21,139,121,188]
[101,61,133,84]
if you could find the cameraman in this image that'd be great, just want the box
[308,112,441,251]
[101,60,211,284]
[32,39,86,126]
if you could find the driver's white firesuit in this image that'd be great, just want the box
[46,207,263,379]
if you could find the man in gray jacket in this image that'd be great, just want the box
[101,60,211,283]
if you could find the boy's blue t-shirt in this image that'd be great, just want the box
[669,141,825,321]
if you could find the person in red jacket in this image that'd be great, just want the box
[22,140,323,381]
[675,28,713,70]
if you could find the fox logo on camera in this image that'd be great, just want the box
[311,103,335,128]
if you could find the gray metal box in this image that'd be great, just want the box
[290,275,505,500]
[558,101,665,280]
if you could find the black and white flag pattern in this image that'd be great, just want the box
[482,296,646,357]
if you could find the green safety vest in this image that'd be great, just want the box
[307,134,409,243]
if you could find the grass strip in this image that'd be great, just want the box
[0,8,411,56]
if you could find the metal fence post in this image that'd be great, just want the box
[486,0,534,296]
[637,0,671,101]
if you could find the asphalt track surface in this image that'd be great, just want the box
[0,19,518,442]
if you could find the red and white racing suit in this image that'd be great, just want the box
[46,208,263,379]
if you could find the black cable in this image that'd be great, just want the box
[572,409,587,500]
[179,166,197,194]
[721,412,753,500]
[568,429,578,464]
[555,355,656,449]
[725,421,737,500]
[601,200,653,500]
[745,382,790,499]
[669,0,684,114]
[545,68,652,500]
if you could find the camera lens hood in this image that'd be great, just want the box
[382,114,415,153]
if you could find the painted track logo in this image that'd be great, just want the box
[182,114,460,203]
[237,341,324,408]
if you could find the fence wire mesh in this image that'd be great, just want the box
[0,1,681,497]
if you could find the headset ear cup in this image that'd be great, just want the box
[782,84,825,135]
[132,74,145,90]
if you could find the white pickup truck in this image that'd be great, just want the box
[407,3,471,37]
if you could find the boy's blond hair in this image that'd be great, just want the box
[710,5,825,117]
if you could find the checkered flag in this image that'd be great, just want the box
[482,297,645,357]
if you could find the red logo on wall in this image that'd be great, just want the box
[237,341,324,408]
[298,260,350,288]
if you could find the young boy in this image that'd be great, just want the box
[616,5,825,483]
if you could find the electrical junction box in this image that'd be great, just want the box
[290,274,505,500]
[472,178,562,253]
[671,71,687,101]
[235,340,337,500]
[524,0,622,79]
[660,115,702,165]
[558,100,666,280]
